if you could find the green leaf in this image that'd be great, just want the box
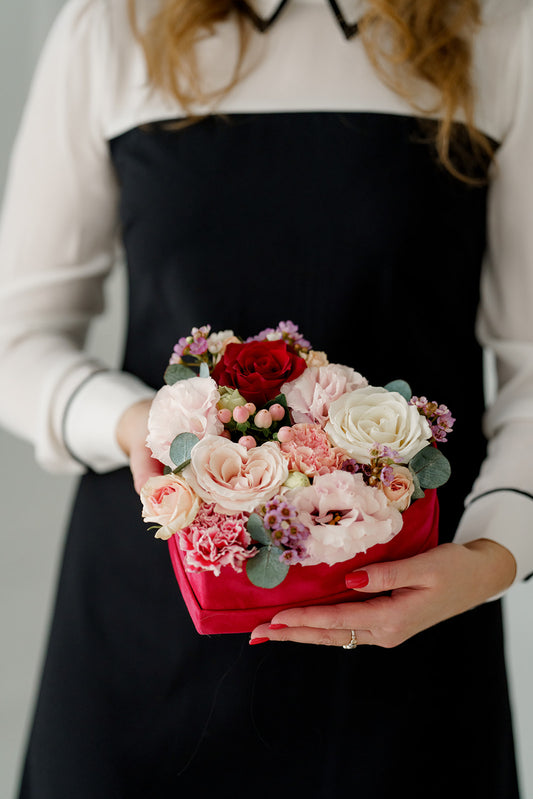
[409,447,451,489]
[164,364,196,385]
[408,466,426,500]
[169,432,200,470]
[246,513,272,546]
[246,545,290,589]
[199,362,210,378]
[384,379,412,401]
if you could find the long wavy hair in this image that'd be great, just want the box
[128,0,493,181]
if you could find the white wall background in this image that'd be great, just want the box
[0,3,532,798]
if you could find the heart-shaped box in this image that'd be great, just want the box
[167,489,439,634]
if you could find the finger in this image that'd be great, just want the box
[131,444,163,494]
[250,624,373,648]
[264,600,388,632]
[345,552,434,594]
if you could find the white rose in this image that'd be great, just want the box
[325,386,432,464]
[146,377,223,468]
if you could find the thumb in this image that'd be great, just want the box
[131,443,164,495]
[345,554,430,593]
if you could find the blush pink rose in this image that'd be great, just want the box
[178,503,256,576]
[140,473,201,540]
[279,423,346,477]
[146,377,223,468]
[381,465,415,511]
[285,470,403,565]
[282,364,368,427]
[184,435,289,514]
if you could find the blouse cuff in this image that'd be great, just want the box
[453,490,533,587]
[63,370,156,472]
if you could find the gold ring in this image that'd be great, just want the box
[342,630,358,650]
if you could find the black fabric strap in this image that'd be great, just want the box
[468,488,533,505]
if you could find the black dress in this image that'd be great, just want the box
[17,111,519,798]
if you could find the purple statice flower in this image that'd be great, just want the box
[189,337,209,356]
[246,327,278,343]
[370,443,402,463]
[171,336,190,361]
[410,397,455,442]
[380,465,394,486]
[260,497,311,557]
[341,459,361,474]
[277,320,311,350]
[279,544,308,565]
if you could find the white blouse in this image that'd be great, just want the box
[0,0,532,582]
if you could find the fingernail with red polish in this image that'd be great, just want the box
[345,571,369,589]
[269,624,288,630]
[249,637,270,645]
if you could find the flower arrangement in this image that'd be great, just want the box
[141,323,454,604]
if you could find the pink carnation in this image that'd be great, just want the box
[285,471,403,566]
[178,504,256,576]
[282,364,367,427]
[279,423,346,477]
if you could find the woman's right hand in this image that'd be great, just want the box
[116,398,163,494]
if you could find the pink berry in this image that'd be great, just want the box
[254,409,273,429]
[277,426,294,443]
[239,435,256,450]
[233,405,250,424]
[269,403,285,421]
[244,402,256,415]
[217,408,232,424]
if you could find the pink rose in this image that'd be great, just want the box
[381,465,415,511]
[285,470,403,565]
[146,377,223,468]
[178,503,256,576]
[140,474,201,540]
[279,423,345,477]
[185,435,288,514]
[282,364,368,427]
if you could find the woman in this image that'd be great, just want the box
[0,0,531,796]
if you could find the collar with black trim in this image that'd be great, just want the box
[234,0,364,39]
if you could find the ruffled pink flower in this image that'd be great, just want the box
[178,504,256,575]
[282,364,368,427]
[285,471,403,566]
[146,377,223,468]
[279,423,346,477]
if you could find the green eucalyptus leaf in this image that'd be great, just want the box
[169,432,200,470]
[199,362,210,378]
[246,545,290,589]
[409,447,451,489]
[408,466,426,500]
[164,364,196,385]
[247,513,272,546]
[384,380,412,402]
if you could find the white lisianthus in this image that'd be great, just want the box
[325,386,432,464]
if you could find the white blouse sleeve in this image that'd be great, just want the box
[454,1,533,584]
[0,0,155,475]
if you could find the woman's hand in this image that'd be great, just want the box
[116,398,163,494]
[250,540,517,648]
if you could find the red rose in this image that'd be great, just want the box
[212,340,307,406]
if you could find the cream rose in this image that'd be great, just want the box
[325,386,432,464]
[184,435,288,514]
[381,465,415,511]
[140,474,201,540]
[146,376,223,468]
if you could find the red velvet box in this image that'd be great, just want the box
[168,489,439,635]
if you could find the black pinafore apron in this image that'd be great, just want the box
[19,113,519,798]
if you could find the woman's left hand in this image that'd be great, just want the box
[250,540,517,648]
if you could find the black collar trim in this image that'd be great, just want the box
[235,0,360,40]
